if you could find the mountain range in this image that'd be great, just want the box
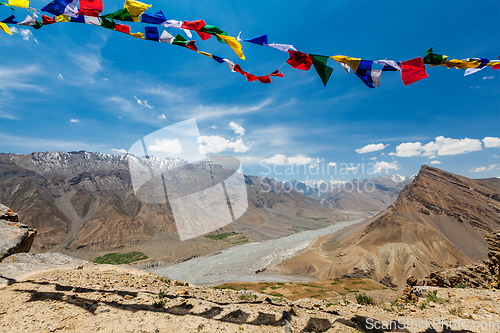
[270,165,500,287]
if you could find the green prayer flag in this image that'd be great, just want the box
[200,26,228,43]
[100,17,116,30]
[423,47,448,65]
[102,8,133,22]
[33,20,43,30]
[310,54,333,87]
[172,34,188,47]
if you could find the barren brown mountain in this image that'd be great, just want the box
[0,151,345,263]
[270,165,500,287]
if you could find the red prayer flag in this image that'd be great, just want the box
[286,50,313,71]
[115,23,131,34]
[493,56,500,70]
[258,76,271,84]
[182,20,206,30]
[269,70,284,77]
[401,57,428,85]
[196,30,212,41]
[246,73,258,82]
[79,0,103,17]
[42,15,56,25]
[185,41,198,51]
[234,64,246,75]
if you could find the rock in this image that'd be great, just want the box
[0,211,37,260]
[177,289,187,295]
[0,204,19,222]
[263,297,272,304]
[123,294,135,300]
[48,326,57,332]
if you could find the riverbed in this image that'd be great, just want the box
[148,219,363,285]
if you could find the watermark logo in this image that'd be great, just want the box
[127,119,248,241]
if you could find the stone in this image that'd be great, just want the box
[0,218,37,260]
[177,289,187,295]
[123,294,135,300]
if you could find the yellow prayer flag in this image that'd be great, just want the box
[8,0,29,8]
[124,0,151,22]
[57,15,71,22]
[444,59,481,69]
[130,32,145,39]
[217,34,245,60]
[0,22,12,35]
[331,55,361,74]
[197,51,213,59]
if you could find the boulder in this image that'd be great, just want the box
[0,205,36,260]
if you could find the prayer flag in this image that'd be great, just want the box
[115,22,131,34]
[8,0,28,8]
[243,34,268,46]
[310,54,333,86]
[145,26,159,41]
[0,22,12,35]
[42,0,79,18]
[217,34,245,59]
[124,0,151,22]
[287,50,313,71]
[42,15,56,25]
[79,0,102,17]
[401,57,428,85]
[423,47,448,66]
[141,10,166,25]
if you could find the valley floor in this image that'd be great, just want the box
[1,263,499,333]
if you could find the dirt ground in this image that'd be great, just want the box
[1,263,500,333]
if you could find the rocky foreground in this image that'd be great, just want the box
[0,254,499,333]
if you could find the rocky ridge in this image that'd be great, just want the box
[0,204,36,260]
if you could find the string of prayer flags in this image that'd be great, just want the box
[310,54,333,86]
[42,0,79,18]
[70,14,100,25]
[232,63,283,84]
[401,57,428,85]
[287,50,313,71]
[78,0,102,17]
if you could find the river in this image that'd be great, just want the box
[148,219,363,286]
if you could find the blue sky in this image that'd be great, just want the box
[0,0,499,181]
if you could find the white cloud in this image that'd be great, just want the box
[11,27,39,43]
[158,114,166,119]
[57,74,64,80]
[393,136,482,157]
[370,156,377,160]
[328,162,337,167]
[210,126,216,129]
[197,136,250,154]
[429,160,441,165]
[470,164,498,172]
[373,161,401,173]
[394,142,422,157]
[355,143,388,154]
[229,121,246,136]
[483,76,494,80]
[134,96,154,109]
[484,137,500,148]
[148,138,184,155]
[188,98,272,120]
[309,163,317,169]
[111,148,127,154]
[264,154,315,165]
[70,119,79,123]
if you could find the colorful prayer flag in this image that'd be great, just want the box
[42,0,79,18]
[102,9,133,22]
[78,0,103,17]
[145,26,159,41]
[310,54,333,87]
[124,0,151,22]
[115,22,131,34]
[42,15,56,25]
[423,47,448,66]
[2,14,17,24]
[287,50,313,71]
[401,57,428,85]
[0,22,12,35]
[216,34,245,60]
[8,0,28,8]
[141,10,166,25]
[243,34,268,46]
